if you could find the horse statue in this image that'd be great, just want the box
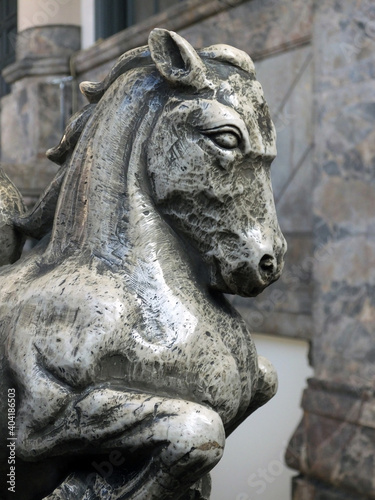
[0,29,286,499]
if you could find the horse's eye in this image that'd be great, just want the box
[211,132,240,149]
[201,127,242,150]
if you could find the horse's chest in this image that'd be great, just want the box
[22,278,254,426]
[95,299,254,424]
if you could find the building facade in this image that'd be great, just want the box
[1,1,375,499]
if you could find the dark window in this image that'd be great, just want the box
[0,0,17,97]
[95,0,184,41]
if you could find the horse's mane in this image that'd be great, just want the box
[14,46,153,239]
[15,38,255,248]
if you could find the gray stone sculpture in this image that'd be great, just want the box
[0,29,286,500]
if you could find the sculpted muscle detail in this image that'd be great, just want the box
[0,29,285,500]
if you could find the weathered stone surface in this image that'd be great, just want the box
[180,0,313,59]
[0,30,285,499]
[16,25,80,60]
[231,233,313,339]
[256,45,314,232]
[230,44,314,339]
[1,86,38,164]
[292,476,371,500]
[3,26,80,84]
[73,0,250,76]
[74,1,316,342]
[75,0,313,96]
[0,80,72,194]
[287,380,375,498]
[312,0,375,92]
[0,170,25,265]
[0,26,77,196]
[287,0,375,497]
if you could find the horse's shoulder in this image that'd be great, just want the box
[4,261,135,380]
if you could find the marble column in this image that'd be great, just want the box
[286,0,375,498]
[17,0,81,31]
[0,1,80,203]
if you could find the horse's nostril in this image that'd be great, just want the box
[259,254,275,276]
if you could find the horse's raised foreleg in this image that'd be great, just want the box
[18,390,224,499]
[83,393,224,499]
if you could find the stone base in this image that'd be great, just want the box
[292,476,372,500]
[286,378,375,499]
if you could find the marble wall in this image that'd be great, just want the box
[1,0,374,498]
[285,1,375,498]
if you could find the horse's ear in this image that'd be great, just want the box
[148,29,211,90]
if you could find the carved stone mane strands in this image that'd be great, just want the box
[0,29,286,500]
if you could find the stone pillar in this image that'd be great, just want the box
[17,0,81,31]
[0,1,80,202]
[286,0,375,498]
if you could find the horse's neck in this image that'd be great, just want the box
[126,181,197,291]
[119,103,196,288]
[122,146,211,327]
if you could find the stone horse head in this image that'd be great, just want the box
[0,29,286,500]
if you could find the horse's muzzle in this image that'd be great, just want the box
[217,231,287,297]
[228,262,283,297]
